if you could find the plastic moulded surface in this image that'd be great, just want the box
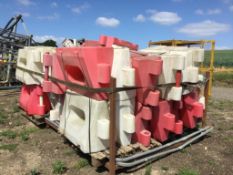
[133,102,152,147]
[59,90,110,153]
[43,46,113,100]
[150,100,183,142]
[19,84,51,116]
[180,91,204,129]
[140,46,205,100]
[99,35,138,50]
[49,94,64,121]
[111,45,136,146]
[16,46,55,85]
[132,55,162,106]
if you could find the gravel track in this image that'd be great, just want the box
[212,86,233,101]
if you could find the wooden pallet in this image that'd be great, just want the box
[91,138,162,169]
[44,117,59,131]
[21,111,46,127]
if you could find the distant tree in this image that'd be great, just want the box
[37,39,57,47]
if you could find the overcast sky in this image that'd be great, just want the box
[0,0,233,49]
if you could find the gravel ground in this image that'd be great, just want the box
[212,86,233,101]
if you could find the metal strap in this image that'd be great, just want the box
[16,66,203,93]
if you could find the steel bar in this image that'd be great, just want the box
[116,127,213,167]
[116,126,211,163]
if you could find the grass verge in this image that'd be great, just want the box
[75,158,89,170]
[52,160,66,174]
[0,144,18,151]
[0,130,17,139]
[177,168,199,175]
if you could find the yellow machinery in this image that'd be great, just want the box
[148,40,215,96]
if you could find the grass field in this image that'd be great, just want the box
[213,71,233,87]
[203,49,233,87]
[204,49,233,67]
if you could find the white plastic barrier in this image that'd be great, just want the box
[142,46,204,64]
[59,90,109,153]
[111,45,136,146]
[140,46,205,100]
[158,54,185,84]
[16,46,55,85]
[49,94,64,121]
[16,47,31,83]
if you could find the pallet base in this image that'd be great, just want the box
[44,117,59,131]
[20,111,212,171]
[91,138,161,161]
[21,111,46,127]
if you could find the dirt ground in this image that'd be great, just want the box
[0,87,233,175]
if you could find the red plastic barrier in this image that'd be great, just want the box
[99,35,138,50]
[180,91,203,129]
[150,100,183,142]
[132,55,162,106]
[43,47,114,100]
[43,53,67,94]
[19,85,51,116]
[82,40,101,47]
[133,102,152,146]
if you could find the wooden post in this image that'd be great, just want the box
[202,72,210,127]
[109,78,116,175]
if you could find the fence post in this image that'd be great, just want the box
[109,77,116,175]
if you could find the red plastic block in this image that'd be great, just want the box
[82,40,101,47]
[150,100,183,142]
[132,55,163,106]
[43,46,114,100]
[180,91,204,129]
[19,85,51,116]
[133,102,152,147]
[99,35,138,50]
[43,53,66,94]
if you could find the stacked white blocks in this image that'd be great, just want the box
[16,46,55,85]
[59,45,136,153]
[140,46,204,101]
[111,45,136,146]
[59,90,110,153]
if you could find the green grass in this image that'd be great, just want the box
[0,144,18,151]
[180,148,188,154]
[208,99,233,111]
[213,72,233,87]
[207,160,216,166]
[0,111,7,124]
[13,105,20,113]
[0,130,17,139]
[161,166,169,171]
[63,148,76,156]
[14,119,22,126]
[30,168,40,175]
[74,158,89,170]
[52,160,66,174]
[177,168,199,175]
[19,127,39,141]
[20,132,29,141]
[204,50,233,67]
[144,164,152,175]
